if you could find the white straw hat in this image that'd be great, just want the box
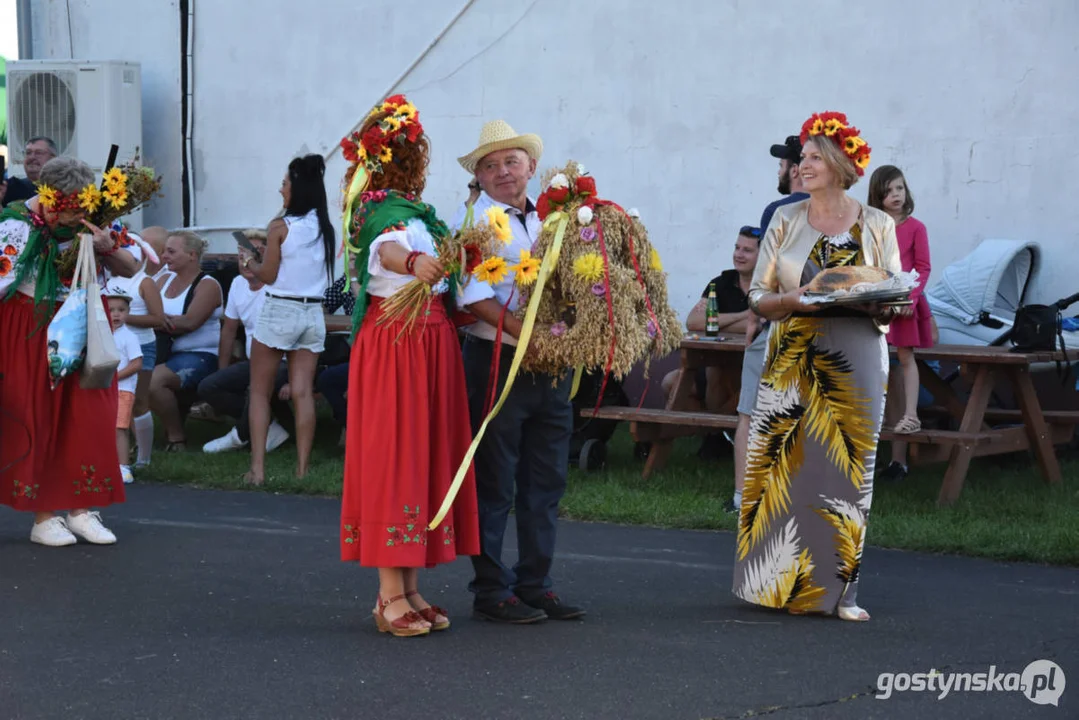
[457,120,543,174]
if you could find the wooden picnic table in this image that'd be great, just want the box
[588,334,1079,505]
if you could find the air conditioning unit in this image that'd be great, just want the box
[6,60,142,173]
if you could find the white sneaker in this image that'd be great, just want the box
[203,427,247,454]
[66,511,117,545]
[266,421,290,452]
[30,516,78,547]
[121,465,134,484]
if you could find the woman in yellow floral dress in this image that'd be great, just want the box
[733,112,901,622]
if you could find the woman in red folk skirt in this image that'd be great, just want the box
[1,157,127,546]
[339,95,479,637]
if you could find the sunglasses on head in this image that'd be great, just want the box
[739,226,762,238]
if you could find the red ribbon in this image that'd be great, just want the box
[592,199,663,348]
[592,217,618,416]
[591,200,663,413]
[485,287,516,418]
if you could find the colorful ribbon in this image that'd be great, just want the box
[590,216,619,415]
[339,166,370,276]
[428,212,570,530]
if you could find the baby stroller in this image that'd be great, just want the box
[926,238,1040,347]
[569,370,629,472]
[925,240,1079,443]
[927,238,1079,355]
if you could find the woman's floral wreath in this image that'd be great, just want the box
[799,111,871,175]
[36,166,130,214]
[340,94,423,175]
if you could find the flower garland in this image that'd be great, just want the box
[36,182,97,213]
[339,94,423,176]
[519,160,682,384]
[799,111,871,175]
[36,166,134,216]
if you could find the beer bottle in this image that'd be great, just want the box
[706,282,720,337]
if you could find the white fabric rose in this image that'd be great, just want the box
[576,163,586,176]
[549,173,569,189]
[627,208,641,219]
[577,206,594,225]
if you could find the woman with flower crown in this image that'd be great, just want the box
[733,112,902,622]
[338,95,480,637]
[0,157,134,547]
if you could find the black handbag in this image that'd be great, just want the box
[1010,303,1072,383]
[1010,304,1062,353]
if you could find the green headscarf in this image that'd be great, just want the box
[346,190,451,338]
[1,202,77,327]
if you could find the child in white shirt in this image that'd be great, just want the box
[106,289,144,485]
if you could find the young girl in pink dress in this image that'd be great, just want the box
[869,166,934,478]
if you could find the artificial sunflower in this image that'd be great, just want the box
[843,135,865,155]
[855,153,871,170]
[37,184,59,209]
[650,247,663,272]
[102,167,127,193]
[823,118,846,136]
[78,184,103,213]
[573,252,605,283]
[103,187,129,210]
[473,256,509,285]
[512,250,541,286]
[396,103,418,121]
[382,116,402,133]
[810,118,824,135]
[485,206,512,244]
[378,146,393,163]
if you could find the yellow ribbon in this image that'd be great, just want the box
[428,212,570,530]
[340,166,369,283]
[570,366,584,400]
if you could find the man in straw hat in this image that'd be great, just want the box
[452,120,586,624]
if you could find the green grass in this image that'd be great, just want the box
[141,415,1079,566]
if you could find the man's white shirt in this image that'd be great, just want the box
[451,191,541,347]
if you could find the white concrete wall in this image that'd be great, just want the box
[28,0,1079,314]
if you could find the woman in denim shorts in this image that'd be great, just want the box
[241,155,336,484]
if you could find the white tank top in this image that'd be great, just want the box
[271,210,329,299]
[120,263,156,346]
[160,273,223,355]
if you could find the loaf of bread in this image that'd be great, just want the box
[805,266,892,295]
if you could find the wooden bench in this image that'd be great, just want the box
[584,407,740,429]
[581,407,1030,449]
[919,406,1079,424]
[599,336,1077,504]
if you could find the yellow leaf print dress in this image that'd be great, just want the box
[733,224,886,615]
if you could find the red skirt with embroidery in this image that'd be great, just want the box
[0,293,124,512]
[341,296,480,568]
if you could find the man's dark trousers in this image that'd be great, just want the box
[197,361,291,441]
[461,335,573,606]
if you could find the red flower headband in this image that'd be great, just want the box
[35,184,84,212]
[799,111,871,176]
[340,94,423,175]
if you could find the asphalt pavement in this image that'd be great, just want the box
[1,484,1075,720]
